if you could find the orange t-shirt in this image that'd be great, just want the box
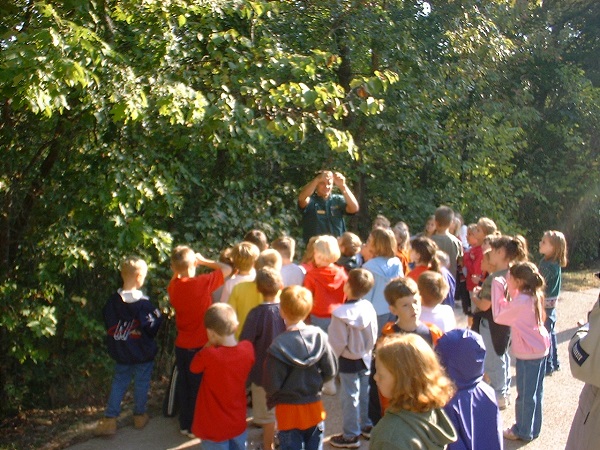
[275,400,325,431]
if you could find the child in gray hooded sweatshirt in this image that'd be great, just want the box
[328,268,378,448]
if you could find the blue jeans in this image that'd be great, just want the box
[544,308,559,372]
[201,430,247,450]
[339,370,371,438]
[175,346,203,431]
[513,357,545,441]
[105,361,153,417]
[278,422,324,450]
[310,315,331,333]
[479,319,511,399]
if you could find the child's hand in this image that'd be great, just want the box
[471,286,482,299]
[195,253,206,266]
[471,274,481,285]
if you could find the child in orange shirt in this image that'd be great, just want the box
[263,286,338,450]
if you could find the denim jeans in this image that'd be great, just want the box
[479,319,511,399]
[339,370,371,438]
[544,308,559,372]
[513,357,546,441]
[105,361,153,417]
[175,346,203,431]
[309,315,331,333]
[278,422,324,450]
[200,430,247,450]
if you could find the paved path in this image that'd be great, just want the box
[68,288,598,450]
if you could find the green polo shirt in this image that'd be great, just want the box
[300,193,348,243]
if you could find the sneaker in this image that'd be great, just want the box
[94,417,117,436]
[133,413,149,429]
[329,434,360,448]
[361,426,372,440]
[503,427,521,441]
[180,429,196,438]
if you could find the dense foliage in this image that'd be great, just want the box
[0,0,598,414]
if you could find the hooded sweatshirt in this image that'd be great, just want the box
[328,299,378,370]
[103,289,163,364]
[363,256,404,315]
[370,408,457,450]
[436,329,503,450]
[263,325,338,409]
[303,264,348,318]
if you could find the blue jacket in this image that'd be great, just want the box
[103,290,163,364]
[436,329,503,450]
[363,256,403,315]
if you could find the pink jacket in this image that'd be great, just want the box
[491,277,550,360]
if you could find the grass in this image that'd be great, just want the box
[562,261,600,292]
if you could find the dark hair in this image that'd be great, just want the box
[410,237,441,272]
[244,229,269,252]
[346,268,375,298]
[434,206,455,228]
[384,277,419,306]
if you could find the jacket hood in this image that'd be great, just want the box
[367,256,402,278]
[436,328,485,390]
[268,326,327,368]
[312,265,347,291]
[335,300,375,330]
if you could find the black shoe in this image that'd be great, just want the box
[361,426,372,440]
[330,434,360,448]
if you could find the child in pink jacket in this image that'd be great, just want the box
[492,261,550,442]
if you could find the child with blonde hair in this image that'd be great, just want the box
[303,235,348,331]
[219,241,260,303]
[363,228,404,332]
[493,261,550,441]
[370,334,457,449]
[228,249,283,338]
[95,257,163,436]
[538,230,568,375]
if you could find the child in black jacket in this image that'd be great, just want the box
[95,257,163,436]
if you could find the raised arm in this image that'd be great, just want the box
[298,172,326,209]
[195,253,233,278]
[333,172,359,214]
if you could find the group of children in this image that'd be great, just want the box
[93,206,569,449]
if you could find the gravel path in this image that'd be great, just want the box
[68,288,598,450]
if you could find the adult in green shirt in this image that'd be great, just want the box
[298,170,359,244]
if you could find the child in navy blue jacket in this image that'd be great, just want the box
[95,257,163,436]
